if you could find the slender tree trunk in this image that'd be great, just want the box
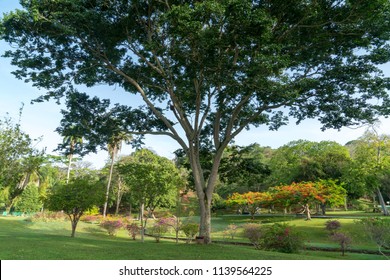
[376,187,389,216]
[66,154,73,184]
[321,203,326,216]
[175,217,180,244]
[70,214,80,238]
[140,202,145,242]
[305,204,312,220]
[115,179,123,216]
[103,149,116,217]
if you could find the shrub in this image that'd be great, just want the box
[100,219,124,236]
[181,223,199,243]
[224,224,239,240]
[242,223,263,249]
[126,223,141,240]
[84,206,100,216]
[325,220,341,234]
[261,223,304,253]
[150,220,169,242]
[81,215,102,223]
[330,232,351,256]
[25,211,67,222]
[358,218,390,258]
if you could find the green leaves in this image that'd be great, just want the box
[47,174,105,215]
[117,149,183,210]
[0,115,44,204]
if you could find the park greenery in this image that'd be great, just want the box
[1,0,390,259]
[1,112,390,259]
[2,0,390,243]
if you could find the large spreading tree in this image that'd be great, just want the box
[2,0,390,243]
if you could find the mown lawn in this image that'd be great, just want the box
[0,214,388,260]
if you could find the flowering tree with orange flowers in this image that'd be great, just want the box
[270,182,325,220]
[226,191,271,219]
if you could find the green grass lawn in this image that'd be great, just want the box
[0,213,389,260]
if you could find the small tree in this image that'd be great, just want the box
[126,223,141,240]
[181,223,199,243]
[117,149,183,242]
[330,232,352,256]
[270,182,325,220]
[150,219,169,243]
[325,220,341,235]
[226,192,271,219]
[358,218,390,259]
[159,216,182,244]
[242,223,263,250]
[100,219,124,236]
[14,183,42,214]
[224,224,239,240]
[46,175,104,237]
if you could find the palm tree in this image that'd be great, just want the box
[103,132,132,217]
[63,135,83,184]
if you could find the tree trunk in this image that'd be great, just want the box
[70,215,79,238]
[188,144,224,244]
[103,148,116,217]
[321,203,326,216]
[115,178,123,215]
[66,154,73,184]
[175,217,180,244]
[305,204,312,220]
[376,187,389,216]
[198,196,212,244]
[140,202,145,242]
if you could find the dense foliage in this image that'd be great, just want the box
[46,174,105,237]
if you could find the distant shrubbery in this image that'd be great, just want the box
[80,215,102,224]
[24,211,67,222]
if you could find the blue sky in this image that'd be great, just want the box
[1,1,390,169]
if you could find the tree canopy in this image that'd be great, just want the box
[46,173,105,237]
[2,0,390,243]
[0,115,44,210]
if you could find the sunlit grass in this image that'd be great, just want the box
[0,214,388,260]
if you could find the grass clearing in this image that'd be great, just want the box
[0,214,388,260]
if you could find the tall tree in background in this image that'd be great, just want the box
[103,132,132,217]
[268,140,351,186]
[349,129,390,215]
[2,0,390,243]
[117,149,183,242]
[61,134,83,184]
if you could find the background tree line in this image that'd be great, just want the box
[2,110,389,222]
